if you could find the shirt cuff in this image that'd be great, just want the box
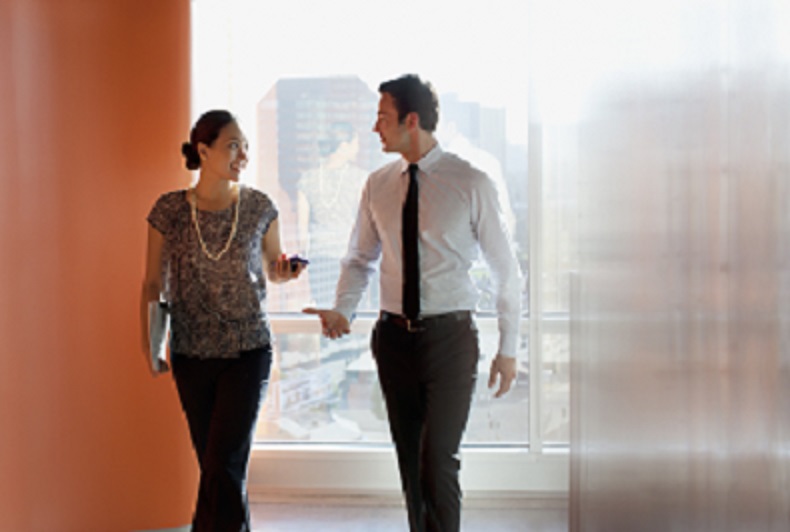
[498,330,519,359]
[333,303,356,324]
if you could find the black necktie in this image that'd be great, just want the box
[403,163,420,320]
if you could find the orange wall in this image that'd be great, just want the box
[0,1,197,530]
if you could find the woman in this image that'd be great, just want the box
[140,110,304,531]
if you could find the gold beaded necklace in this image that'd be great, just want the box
[189,185,240,261]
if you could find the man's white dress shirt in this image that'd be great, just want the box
[334,144,523,357]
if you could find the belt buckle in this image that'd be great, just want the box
[405,318,424,333]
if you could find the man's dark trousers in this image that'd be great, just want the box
[372,312,479,532]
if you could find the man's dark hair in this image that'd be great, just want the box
[378,74,439,133]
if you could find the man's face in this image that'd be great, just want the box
[373,93,408,154]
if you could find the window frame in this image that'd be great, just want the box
[248,130,571,497]
[190,0,569,498]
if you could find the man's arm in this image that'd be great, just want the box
[303,176,381,338]
[332,176,382,321]
[473,173,524,396]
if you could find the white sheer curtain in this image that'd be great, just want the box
[528,1,790,530]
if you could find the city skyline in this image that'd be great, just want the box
[253,74,528,314]
[190,0,534,446]
[248,74,531,445]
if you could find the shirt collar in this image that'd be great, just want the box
[400,143,443,174]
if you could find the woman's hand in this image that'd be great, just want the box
[151,358,171,377]
[262,219,306,283]
[268,254,306,283]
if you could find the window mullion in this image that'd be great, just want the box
[527,85,544,455]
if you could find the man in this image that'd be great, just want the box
[304,74,521,532]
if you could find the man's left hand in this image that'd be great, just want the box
[488,354,517,398]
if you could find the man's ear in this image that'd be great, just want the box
[405,112,420,130]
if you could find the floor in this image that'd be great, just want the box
[250,498,567,531]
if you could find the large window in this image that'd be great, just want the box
[192,0,561,452]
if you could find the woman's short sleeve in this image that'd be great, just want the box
[249,189,278,235]
[147,192,179,236]
[263,196,279,234]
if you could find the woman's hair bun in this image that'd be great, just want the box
[181,142,201,170]
[183,110,235,170]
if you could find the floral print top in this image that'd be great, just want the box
[147,185,278,358]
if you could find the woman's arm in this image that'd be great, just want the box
[140,224,167,373]
[262,217,305,283]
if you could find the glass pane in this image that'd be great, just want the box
[255,330,391,443]
[260,83,529,315]
[466,326,530,444]
[258,77,386,312]
[256,326,529,445]
[540,129,577,446]
[541,130,577,314]
[541,327,570,445]
[193,0,529,316]
[193,0,529,445]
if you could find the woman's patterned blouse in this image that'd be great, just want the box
[147,185,278,358]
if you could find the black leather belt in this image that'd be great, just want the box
[379,310,471,332]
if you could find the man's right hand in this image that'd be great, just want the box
[302,307,351,339]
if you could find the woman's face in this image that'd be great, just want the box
[198,121,248,181]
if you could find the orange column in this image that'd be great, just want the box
[0,1,196,530]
